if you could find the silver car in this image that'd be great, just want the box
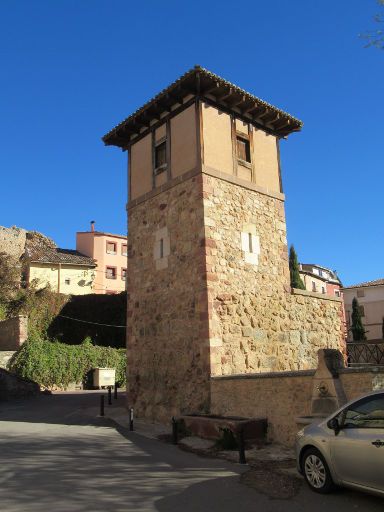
[296,390,384,496]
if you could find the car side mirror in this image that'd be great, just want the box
[327,417,341,436]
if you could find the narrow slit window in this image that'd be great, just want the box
[248,233,253,253]
[236,136,251,163]
[160,238,164,259]
[155,141,167,170]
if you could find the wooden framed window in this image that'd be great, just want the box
[236,135,251,163]
[122,244,128,256]
[154,140,167,172]
[106,241,117,255]
[106,266,117,279]
[121,268,127,281]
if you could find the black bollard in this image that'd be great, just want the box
[100,395,105,416]
[238,428,246,464]
[114,382,118,400]
[129,408,134,431]
[172,417,178,445]
[108,386,112,405]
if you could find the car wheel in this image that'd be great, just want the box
[302,448,335,494]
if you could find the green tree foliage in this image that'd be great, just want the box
[289,245,306,290]
[6,283,69,339]
[351,297,367,341]
[9,335,126,389]
[0,252,21,303]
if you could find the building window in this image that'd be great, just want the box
[312,281,317,292]
[357,289,365,298]
[321,286,325,294]
[359,305,365,317]
[240,224,260,266]
[121,268,127,281]
[335,290,341,297]
[236,136,251,163]
[65,278,71,285]
[154,226,170,270]
[106,266,117,279]
[106,241,117,255]
[154,140,167,172]
[248,233,253,253]
[122,244,128,256]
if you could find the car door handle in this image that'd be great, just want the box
[371,440,384,448]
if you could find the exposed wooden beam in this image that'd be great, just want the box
[263,112,280,123]
[216,87,233,101]
[242,103,264,116]
[202,81,221,95]
[273,118,291,130]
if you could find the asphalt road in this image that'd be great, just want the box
[0,392,382,512]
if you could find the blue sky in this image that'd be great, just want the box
[0,0,382,286]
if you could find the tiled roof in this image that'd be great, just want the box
[299,263,341,285]
[343,278,384,290]
[103,65,303,148]
[29,248,96,267]
[77,231,127,240]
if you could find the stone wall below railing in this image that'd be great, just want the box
[211,365,384,446]
[0,316,28,351]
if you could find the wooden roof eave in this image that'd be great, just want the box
[102,66,303,147]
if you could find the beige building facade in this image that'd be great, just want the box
[28,248,96,295]
[104,66,345,422]
[76,224,127,294]
[343,279,384,341]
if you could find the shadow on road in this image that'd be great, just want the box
[0,392,383,512]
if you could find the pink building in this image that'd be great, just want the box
[76,222,127,294]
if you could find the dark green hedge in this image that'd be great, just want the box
[47,293,126,348]
[9,337,126,389]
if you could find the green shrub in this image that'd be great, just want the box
[9,336,126,389]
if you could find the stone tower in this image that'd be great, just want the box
[103,66,344,421]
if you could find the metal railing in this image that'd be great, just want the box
[347,342,384,366]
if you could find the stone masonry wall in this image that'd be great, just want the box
[201,174,344,375]
[0,316,28,351]
[211,372,314,445]
[127,174,211,422]
[211,367,384,446]
[0,226,27,259]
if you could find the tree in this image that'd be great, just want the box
[289,245,305,290]
[360,0,384,50]
[351,297,367,341]
[0,252,21,303]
